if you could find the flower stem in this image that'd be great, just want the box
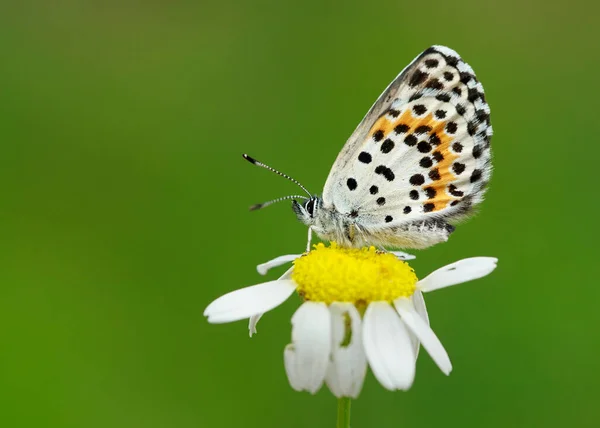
[336,397,351,428]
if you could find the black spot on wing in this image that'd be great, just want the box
[409,92,423,102]
[417,141,431,153]
[423,203,435,212]
[375,165,395,181]
[394,124,409,134]
[445,122,458,134]
[452,142,463,153]
[470,169,483,183]
[409,70,428,87]
[460,72,472,85]
[347,178,357,190]
[476,110,491,124]
[468,87,483,102]
[404,135,417,146]
[424,187,436,198]
[358,152,372,163]
[446,56,459,67]
[419,156,433,168]
[381,139,395,153]
[414,125,432,134]
[413,104,427,115]
[409,174,425,186]
[452,163,466,175]
[467,121,477,136]
[373,130,384,142]
[448,184,464,197]
[426,79,443,90]
[436,93,450,102]
[432,151,444,162]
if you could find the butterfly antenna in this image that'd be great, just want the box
[249,194,308,211]
[243,154,312,197]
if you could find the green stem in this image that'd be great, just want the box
[336,397,351,428]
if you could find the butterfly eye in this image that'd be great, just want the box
[305,199,315,216]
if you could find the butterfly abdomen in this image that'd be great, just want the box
[368,220,455,249]
[310,203,455,249]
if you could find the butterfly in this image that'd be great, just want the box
[245,45,492,250]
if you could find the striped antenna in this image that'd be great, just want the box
[249,194,309,211]
[243,154,312,197]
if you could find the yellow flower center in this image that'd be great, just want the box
[291,242,418,305]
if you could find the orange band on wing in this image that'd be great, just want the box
[369,109,461,212]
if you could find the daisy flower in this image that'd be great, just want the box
[204,243,497,397]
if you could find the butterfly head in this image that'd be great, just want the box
[292,196,322,226]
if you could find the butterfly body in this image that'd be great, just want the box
[294,196,454,249]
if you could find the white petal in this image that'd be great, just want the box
[394,298,452,375]
[412,290,429,325]
[284,344,302,391]
[248,313,262,337]
[325,303,367,398]
[257,254,301,275]
[204,279,296,323]
[363,302,416,391]
[247,268,294,337]
[284,302,331,394]
[417,257,498,292]
[409,291,429,359]
[390,251,416,261]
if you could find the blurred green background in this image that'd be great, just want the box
[1,1,598,427]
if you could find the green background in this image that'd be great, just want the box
[1,1,598,427]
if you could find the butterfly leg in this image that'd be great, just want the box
[306,226,313,252]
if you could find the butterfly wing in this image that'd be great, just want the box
[322,46,492,244]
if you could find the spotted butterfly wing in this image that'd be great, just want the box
[322,45,492,248]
